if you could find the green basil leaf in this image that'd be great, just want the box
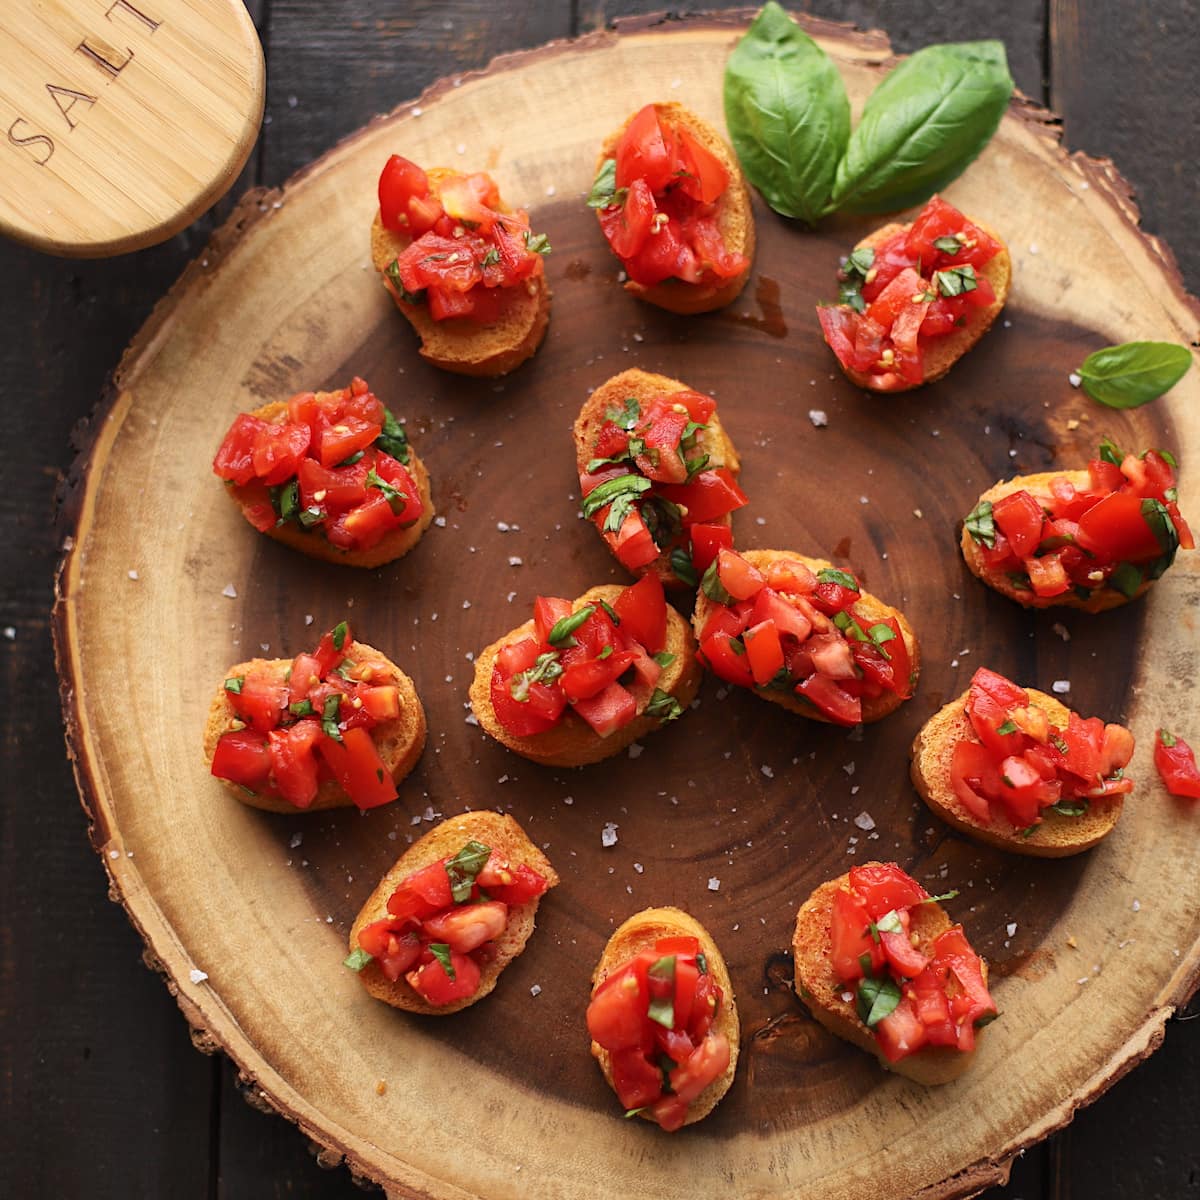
[1108,561,1143,597]
[598,599,621,625]
[1098,437,1124,466]
[337,450,365,467]
[996,719,1018,736]
[624,1107,648,1119]
[376,409,410,464]
[322,693,344,743]
[696,952,708,976]
[817,566,859,590]
[641,495,684,549]
[366,468,408,515]
[700,558,733,604]
[384,258,426,305]
[830,41,1013,215]
[509,652,563,702]
[587,158,627,209]
[581,475,652,533]
[1159,448,1178,468]
[272,479,300,526]
[933,233,965,254]
[875,909,904,935]
[224,676,245,694]
[597,645,613,660]
[1050,799,1089,817]
[1077,341,1193,409]
[645,688,683,723]
[1160,729,1178,748]
[606,397,641,431]
[548,605,596,647]
[723,1,850,223]
[856,975,901,1027]
[524,229,551,256]
[654,651,677,668]
[922,889,960,904]
[933,263,978,297]
[298,506,325,529]
[428,943,455,980]
[445,840,492,903]
[289,698,314,718]
[964,499,996,548]
[331,621,349,651]
[343,948,373,972]
[647,955,677,1028]
[670,546,699,587]
[1142,498,1179,566]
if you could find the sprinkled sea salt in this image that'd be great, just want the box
[189,969,209,984]
[628,743,645,759]
[853,811,875,831]
[1068,372,1082,388]
[708,877,721,892]
[289,832,303,849]
[530,984,542,997]
[1006,923,1018,937]
[601,822,619,848]
[1052,623,1070,642]
[1052,680,1071,694]
[761,765,774,778]
[222,583,237,598]
[808,409,828,428]
[127,569,139,580]
[508,556,523,566]
[3,627,14,640]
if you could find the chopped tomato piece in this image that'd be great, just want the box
[699,631,754,687]
[572,682,637,737]
[716,548,766,600]
[407,952,481,1006]
[1154,730,1200,798]
[689,522,733,573]
[743,619,784,686]
[612,572,668,655]
[386,861,453,922]
[422,901,509,954]
[848,863,929,921]
[316,726,398,809]
[211,729,271,791]
[795,673,861,726]
[874,997,928,1063]
[992,490,1044,558]
[268,720,322,809]
[830,888,881,983]
[657,468,748,523]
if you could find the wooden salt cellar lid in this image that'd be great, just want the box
[0,0,263,257]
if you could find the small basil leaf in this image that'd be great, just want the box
[587,158,627,210]
[331,621,349,651]
[1050,799,1089,817]
[670,546,699,587]
[646,955,677,1028]
[321,693,344,743]
[723,1,850,223]
[376,409,411,464]
[444,840,492,903]
[224,676,245,694]
[548,605,596,648]
[700,558,733,604]
[1076,341,1193,409]
[428,943,455,980]
[856,975,901,1027]
[830,41,1013,215]
[343,948,373,972]
[645,688,683,723]
[1098,438,1124,466]
[816,567,859,590]
[1108,561,1143,597]
[964,499,996,548]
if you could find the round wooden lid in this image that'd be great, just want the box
[0,0,263,257]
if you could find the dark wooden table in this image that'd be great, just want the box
[4,3,1199,1197]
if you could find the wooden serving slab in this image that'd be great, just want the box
[54,13,1200,1200]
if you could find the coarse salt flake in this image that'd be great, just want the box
[1052,679,1071,694]
[189,968,209,984]
[601,822,619,848]
[530,984,542,997]
[508,556,523,566]
[708,877,721,892]
[222,583,237,598]
[1053,623,1070,641]
[3,627,14,640]
[128,569,139,580]
[853,811,875,831]
[761,765,774,779]
[808,409,828,427]
[628,743,644,759]
[1068,372,1082,388]
[1006,922,1018,937]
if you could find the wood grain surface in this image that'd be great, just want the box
[5,4,1200,1200]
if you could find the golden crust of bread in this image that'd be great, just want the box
[222,398,435,569]
[596,102,755,315]
[591,906,739,1127]
[203,639,426,813]
[792,870,988,1085]
[910,685,1124,857]
[370,167,551,377]
[467,584,702,767]
[690,549,920,724]
[349,811,559,1015]
[961,469,1153,612]
[573,368,742,589]
[830,215,1011,393]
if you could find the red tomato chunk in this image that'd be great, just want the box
[212,377,425,556]
[1154,729,1200,799]
[210,622,402,811]
[828,862,997,1064]
[586,935,730,1130]
[350,841,550,1005]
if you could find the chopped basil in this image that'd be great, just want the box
[764,665,793,691]
[837,246,876,312]
[933,263,978,297]
[548,605,596,647]
[481,247,500,268]
[376,410,411,464]
[298,506,325,529]
[597,645,613,660]
[428,943,455,979]
[605,397,642,431]
[384,258,425,305]
[1098,438,1124,466]
[366,468,408,515]
[874,909,904,935]
[646,955,677,1028]
[696,952,708,976]
[333,658,356,681]
[921,889,960,904]
[322,693,344,743]
[586,158,627,209]
[581,474,652,534]
[858,950,874,975]
[684,452,711,480]
[645,688,683,723]
[1108,561,1143,597]
[964,499,996,547]
[856,975,901,1027]
[524,230,551,255]
[1166,486,1179,503]
[867,622,896,646]
[343,948,373,972]
[653,651,677,668]
[1006,571,1033,590]
[728,638,746,656]
[1160,729,1178,748]
[996,719,1018,736]
[444,840,492,902]
[1142,498,1180,568]
[1051,734,1069,754]
[670,546,699,587]
[1001,773,1016,788]
[331,621,349,651]
[624,1107,648,1119]
[224,676,245,694]
[816,566,859,590]
[700,558,733,604]
[598,599,621,625]
[642,496,684,549]
[1159,448,1179,468]
[933,233,964,254]
[289,698,314,717]
[272,479,300,525]
[510,652,563,701]
[1050,799,1088,817]
[337,449,365,466]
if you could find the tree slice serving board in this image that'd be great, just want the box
[53,13,1200,1200]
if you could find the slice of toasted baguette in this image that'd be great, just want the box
[349,811,558,1015]
[222,398,435,569]
[690,549,920,724]
[591,906,739,1127]
[831,215,1011,392]
[961,470,1151,612]
[468,584,701,767]
[370,168,550,376]
[597,102,755,315]
[793,871,988,1085]
[204,639,426,813]
[910,685,1123,856]
[574,368,742,588]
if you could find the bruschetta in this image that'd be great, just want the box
[205,621,425,812]
[816,195,1011,392]
[690,549,919,727]
[587,906,738,1130]
[346,811,557,1014]
[589,102,754,314]
[468,575,701,767]
[961,440,1192,611]
[370,155,551,376]
[793,862,997,1085]
[910,667,1134,856]
[574,369,746,587]
[212,377,434,569]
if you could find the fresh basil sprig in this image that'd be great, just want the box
[829,41,1013,214]
[723,1,850,224]
[1075,341,1193,409]
[444,840,492,903]
[856,975,901,1027]
[376,410,410,464]
[964,500,996,548]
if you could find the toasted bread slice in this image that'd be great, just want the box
[574,368,742,588]
[691,549,920,724]
[831,215,1011,392]
[222,398,435,569]
[591,906,739,1127]
[793,871,988,1085]
[370,168,550,376]
[204,639,426,813]
[468,584,701,767]
[910,685,1124,856]
[597,102,755,314]
[961,470,1150,612]
[349,811,558,1015]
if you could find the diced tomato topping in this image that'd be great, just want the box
[743,620,784,686]
[716,547,765,600]
[830,888,882,983]
[407,952,482,1006]
[572,682,637,737]
[228,673,288,733]
[849,864,930,921]
[875,997,928,1063]
[796,673,861,726]
[267,720,322,809]
[317,726,397,810]
[612,572,667,655]
[210,729,271,791]
[1154,730,1200,799]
